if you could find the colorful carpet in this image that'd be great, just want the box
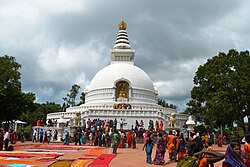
[0,153,34,158]
[34,145,98,150]
[5,164,32,167]
[88,154,117,167]
[48,159,74,167]
[0,159,40,165]
[69,158,93,167]
[84,148,105,156]
[21,149,78,152]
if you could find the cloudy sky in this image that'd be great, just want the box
[1,0,250,111]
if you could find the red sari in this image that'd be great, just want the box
[127,133,132,148]
[218,135,223,147]
[131,134,136,149]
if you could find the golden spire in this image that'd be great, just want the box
[118,20,127,30]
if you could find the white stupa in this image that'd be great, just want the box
[47,21,189,130]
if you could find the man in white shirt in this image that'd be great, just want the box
[120,118,123,131]
[4,130,10,151]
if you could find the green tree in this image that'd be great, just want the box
[186,49,250,134]
[19,101,61,126]
[0,55,36,125]
[78,91,85,105]
[63,84,80,107]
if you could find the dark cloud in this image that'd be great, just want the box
[0,0,249,111]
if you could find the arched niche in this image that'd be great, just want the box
[115,81,129,101]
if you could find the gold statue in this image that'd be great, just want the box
[118,82,126,98]
[119,20,127,30]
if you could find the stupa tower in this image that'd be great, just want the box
[110,20,135,64]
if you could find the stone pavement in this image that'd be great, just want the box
[5,141,228,167]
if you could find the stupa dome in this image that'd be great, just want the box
[88,63,155,92]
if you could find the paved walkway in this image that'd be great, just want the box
[1,141,228,167]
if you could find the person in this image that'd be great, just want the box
[143,130,148,144]
[32,129,37,142]
[159,121,163,131]
[204,140,215,167]
[131,132,136,149]
[177,133,186,160]
[167,130,175,162]
[153,133,166,165]
[63,130,69,145]
[127,131,132,148]
[112,130,119,154]
[20,130,25,143]
[187,131,204,156]
[118,131,125,148]
[142,132,154,164]
[39,129,44,143]
[204,133,209,144]
[46,130,51,144]
[80,130,85,144]
[194,150,225,167]
[120,118,123,131]
[0,129,4,150]
[88,132,93,146]
[223,142,250,167]
[105,133,111,147]
[113,118,117,132]
[4,129,10,151]
[218,134,223,147]
[75,129,82,145]
[244,134,250,160]
[54,129,58,141]
[155,121,159,132]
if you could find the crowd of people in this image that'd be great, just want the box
[140,129,250,167]
[62,118,139,150]
[2,118,250,167]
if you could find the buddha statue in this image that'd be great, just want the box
[118,82,126,98]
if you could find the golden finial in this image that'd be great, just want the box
[118,20,127,30]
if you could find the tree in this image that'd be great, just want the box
[63,84,80,107]
[77,91,85,106]
[157,98,176,109]
[186,49,250,134]
[0,55,36,125]
[19,101,62,126]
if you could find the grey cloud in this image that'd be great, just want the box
[0,0,249,111]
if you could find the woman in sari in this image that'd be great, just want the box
[167,130,175,161]
[142,132,154,164]
[131,133,136,149]
[155,121,159,133]
[244,134,250,160]
[127,131,132,148]
[153,133,166,165]
[218,134,223,147]
[63,131,69,145]
[223,142,250,167]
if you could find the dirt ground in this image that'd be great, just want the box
[1,141,229,167]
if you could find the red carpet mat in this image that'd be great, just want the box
[88,154,117,167]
